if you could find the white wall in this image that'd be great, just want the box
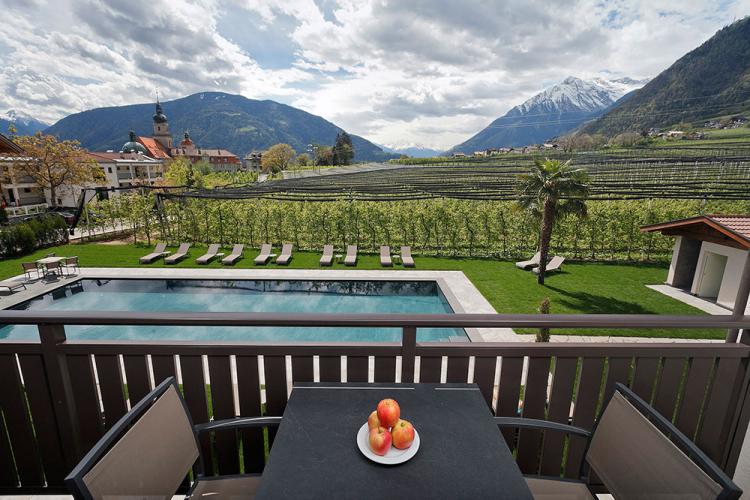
[666,236,682,285]
[691,241,749,309]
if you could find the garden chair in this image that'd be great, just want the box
[380,246,392,267]
[196,244,221,265]
[65,377,280,500]
[344,245,357,266]
[515,251,541,270]
[222,244,244,265]
[62,256,80,276]
[320,244,334,266]
[165,243,191,265]
[139,243,170,264]
[276,243,293,265]
[533,255,565,274]
[401,246,415,267]
[254,244,273,265]
[496,383,741,499]
[21,262,40,281]
[0,279,26,294]
[43,261,64,280]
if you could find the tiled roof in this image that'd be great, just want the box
[0,133,25,154]
[171,148,238,158]
[709,215,750,240]
[136,136,171,159]
[87,151,161,162]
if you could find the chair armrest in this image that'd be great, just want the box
[194,416,282,433]
[494,417,591,437]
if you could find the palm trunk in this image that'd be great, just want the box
[537,199,556,285]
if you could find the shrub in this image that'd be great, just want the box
[0,214,68,257]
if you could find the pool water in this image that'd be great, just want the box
[0,279,466,342]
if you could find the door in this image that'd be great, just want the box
[697,252,728,298]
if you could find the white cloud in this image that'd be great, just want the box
[0,0,745,149]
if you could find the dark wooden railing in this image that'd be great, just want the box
[0,312,748,494]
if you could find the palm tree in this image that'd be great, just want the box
[516,158,590,284]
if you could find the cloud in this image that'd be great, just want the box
[0,0,745,149]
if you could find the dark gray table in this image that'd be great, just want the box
[256,383,533,499]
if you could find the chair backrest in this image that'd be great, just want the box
[323,244,333,256]
[46,253,56,258]
[231,244,244,255]
[206,244,220,254]
[46,261,61,269]
[153,242,167,253]
[531,251,541,262]
[548,256,564,268]
[260,243,271,254]
[65,256,78,265]
[176,243,190,254]
[281,243,293,255]
[380,246,390,257]
[586,384,738,499]
[347,245,357,255]
[22,262,37,271]
[66,378,200,500]
[401,246,412,258]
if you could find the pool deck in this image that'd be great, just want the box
[0,267,520,342]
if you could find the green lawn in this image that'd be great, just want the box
[1,242,723,339]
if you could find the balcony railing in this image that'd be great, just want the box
[0,311,748,494]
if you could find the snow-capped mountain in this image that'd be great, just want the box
[1,110,49,136]
[448,76,648,153]
[381,144,444,158]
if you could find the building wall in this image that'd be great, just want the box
[690,241,749,309]
[666,236,702,289]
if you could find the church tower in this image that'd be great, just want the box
[152,98,173,150]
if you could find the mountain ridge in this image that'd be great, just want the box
[1,110,49,137]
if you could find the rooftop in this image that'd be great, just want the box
[641,214,750,249]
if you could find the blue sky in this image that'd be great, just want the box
[0,0,747,150]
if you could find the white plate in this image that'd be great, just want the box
[356,423,420,465]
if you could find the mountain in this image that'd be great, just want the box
[447,76,648,153]
[44,92,397,162]
[382,145,444,157]
[1,110,49,136]
[584,17,750,135]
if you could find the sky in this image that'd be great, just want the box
[0,0,748,151]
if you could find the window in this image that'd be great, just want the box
[23,188,31,193]
[108,167,112,173]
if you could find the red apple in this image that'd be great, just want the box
[369,426,392,456]
[391,419,415,449]
[377,399,400,428]
[367,410,381,430]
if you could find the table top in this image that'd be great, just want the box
[36,256,65,264]
[256,383,532,500]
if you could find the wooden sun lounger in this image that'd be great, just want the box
[380,246,392,267]
[222,244,244,265]
[276,244,293,265]
[534,255,565,274]
[254,244,273,265]
[196,244,221,265]
[0,279,26,294]
[320,245,334,266]
[516,251,541,270]
[165,243,191,265]
[139,243,170,264]
[344,245,357,266]
[401,246,415,267]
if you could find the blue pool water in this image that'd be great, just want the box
[0,279,466,342]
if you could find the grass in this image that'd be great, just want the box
[0,242,724,339]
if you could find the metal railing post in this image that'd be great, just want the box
[38,323,82,468]
[401,326,416,383]
[727,249,750,343]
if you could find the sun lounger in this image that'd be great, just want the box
[516,251,541,270]
[222,244,244,265]
[320,244,334,266]
[0,279,26,294]
[165,243,190,265]
[380,246,392,267]
[254,243,273,265]
[276,243,293,265]
[196,244,221,265]
[401,246,415,268]
[534,255,565,274]
[139,243,170,264]
[344,245,357,266]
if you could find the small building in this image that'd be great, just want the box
[641,215,750,310]
[244,151,262,171]
[666,130,685,139]
[0,133,46,209]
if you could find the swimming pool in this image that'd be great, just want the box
[0,279,466,342]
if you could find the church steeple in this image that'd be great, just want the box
[152,94,172,149]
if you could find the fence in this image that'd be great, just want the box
[0,311,748,494]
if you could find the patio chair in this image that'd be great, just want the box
[254,243,273,265]
[533,255,565,274]
[196,244,221,265]
[276,243,293,265]
[320,244,334,266]
[139,242,170,264]
[344,245,357,266]
[222,244,244,265]
[43,261,64,280]
[65,377,281,500]
[165,243,191,265]
[515,251,541,270]
[380,246,392,267]
[495,383,741,500]
[21,262,40,281]
[0,279,26,294]
[401,246,415,268]
[62,256,80,276]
